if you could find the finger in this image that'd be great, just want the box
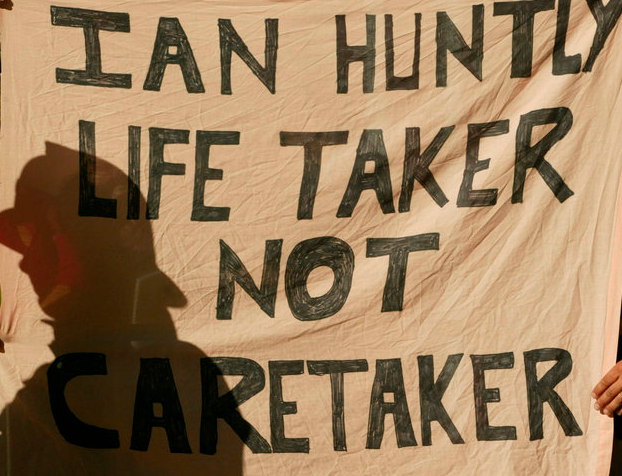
[593,365,622,398]
[596,376,622,411]
[603,391,622,417]
[617,407,622,416]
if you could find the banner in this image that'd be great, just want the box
[1,1,622,474]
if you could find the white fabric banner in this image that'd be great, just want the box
[1,1,622,474]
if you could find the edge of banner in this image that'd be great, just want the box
[596,162,622,476]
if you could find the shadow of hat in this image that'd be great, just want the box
[0,142,187,308]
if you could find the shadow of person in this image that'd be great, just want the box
[0,143,247,475]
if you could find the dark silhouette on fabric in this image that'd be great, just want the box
[0,143,244,475]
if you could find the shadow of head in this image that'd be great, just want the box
[0,142,248,476]
[0,142,185,338]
